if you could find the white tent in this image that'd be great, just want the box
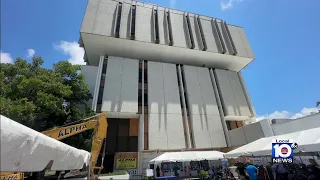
[0,115,91,172]
[224,127,320,158]
[149,151,225,163]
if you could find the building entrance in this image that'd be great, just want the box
[101,118,139,173]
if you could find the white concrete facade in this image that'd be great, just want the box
[79,0,258,175]
[228,113,320,147]
[214,69,252,120]
[80,0,255,72]
[183,66,226,148]
[148,62,186,150]
[101,56,139,118]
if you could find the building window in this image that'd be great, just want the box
[130,5,136,40]
[154,9,159,44]
[185,14,195,49]
[115,2,123,38]
[196,16,207,51]
[166,11,173,46]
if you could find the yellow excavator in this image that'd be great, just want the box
[0,112,108,180]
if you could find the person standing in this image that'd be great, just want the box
[245,161,258,180]
[237,163,247,180]
[156,165,160,177]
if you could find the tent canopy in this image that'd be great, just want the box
[149,151,225,163]
[0,115,91,172]
[224,127,320,158]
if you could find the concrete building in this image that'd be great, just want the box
[228,112,320,147]
[79,0,256,174]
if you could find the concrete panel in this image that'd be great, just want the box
[272,113,320,135]
[214,69,236,116]
[119,3,131,39]
[120,58,138,113]
[148,62,165,114]
[93,0,118,36]
[148,113,167,149]
[215,69,252,117]
[81,0,99,33]
[135,5,153,43]
[216,21,231,55]
[243,122,265,143]
[170,13,188,48]
[207,114,227,147]
[227,25,248,57]
[228,127,247,146]
[237,27,255,58]
[197,67,219,115]
[183,66,204,115]
[157,10,166,45]
[102,57,123,112]
[81,65,98,96]
[227,71,251,117]
[190,114,212,148]
[163,63,181,114]
[199,18,219,53]
[188,14,201,50]
[166,114,186,149]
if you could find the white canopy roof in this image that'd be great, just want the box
[149,151,225,163]
[0,115,91,172]
[224,127,320,158]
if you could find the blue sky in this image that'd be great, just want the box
[1,0,319,119]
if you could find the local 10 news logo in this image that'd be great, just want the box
[272,139,298,163]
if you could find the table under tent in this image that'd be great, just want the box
[149,151,226,178]
[224,127,320,165]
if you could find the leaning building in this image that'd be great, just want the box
[79,0,256,174]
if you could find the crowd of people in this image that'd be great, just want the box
[235,159,320,180]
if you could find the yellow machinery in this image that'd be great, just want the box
[0,112,108,180]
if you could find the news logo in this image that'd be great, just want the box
[272,139,298,163]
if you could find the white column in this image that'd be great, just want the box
[91,55,104,111]
[138,60,145,174]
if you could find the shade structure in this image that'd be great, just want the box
[0,115,91,172]
[149,151,225,163]
[224,127,320,158]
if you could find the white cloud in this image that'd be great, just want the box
[1,51,13,64]
[256,107,320,121]
[26,49,35,58]
[54,41,85,65]
[169,0,177,8]
[220,0,244,10]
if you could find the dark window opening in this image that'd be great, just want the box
[102,64,107,74]
[226,121,231,131]
[138,68,142,83]
[144,93,148,106]
[196,16,207,51]
[186,15,195,49]
[138,90,142,106]
[115,3,123,38]
[154,9,160,44]
[144,69,148,83]
[130,5,136,40]
[166,12,173,46]
[97,88,104,104]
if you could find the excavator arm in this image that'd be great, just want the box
[42,112,108,177]
[1,113,108,179]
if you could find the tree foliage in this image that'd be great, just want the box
[0,57,95,150]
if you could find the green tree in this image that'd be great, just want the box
[0,57,95,150]
[317,101,320,107]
